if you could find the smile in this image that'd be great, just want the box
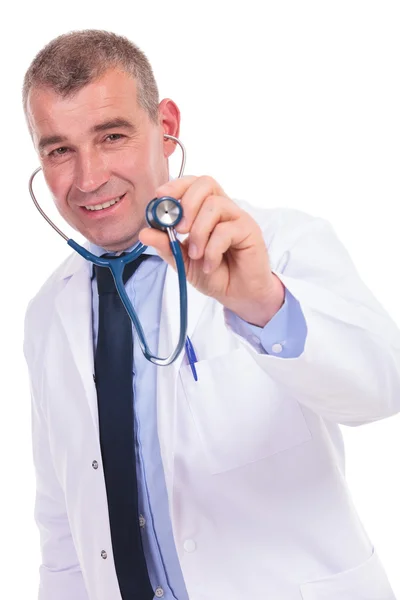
[84,196,123,211]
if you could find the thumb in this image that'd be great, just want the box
[138,227,175,266]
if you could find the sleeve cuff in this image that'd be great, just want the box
[225,285,308,358]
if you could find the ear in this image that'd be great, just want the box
[158,98,181,158]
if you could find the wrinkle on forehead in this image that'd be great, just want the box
[28,69,140,137]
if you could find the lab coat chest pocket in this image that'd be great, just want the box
[180,346,312,474]
[300,548,396,599]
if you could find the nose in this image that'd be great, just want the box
[74,149,110,193]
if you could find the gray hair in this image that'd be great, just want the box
[23,29,160,123]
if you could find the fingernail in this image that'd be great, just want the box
[188,243,198,259]
[203,260,211,273]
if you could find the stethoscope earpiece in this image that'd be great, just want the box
[146,196,183,231]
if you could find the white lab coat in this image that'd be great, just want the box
[24,203,400,600]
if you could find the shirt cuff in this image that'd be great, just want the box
[225,286,307,358]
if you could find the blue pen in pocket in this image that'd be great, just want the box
[185,337,198,382]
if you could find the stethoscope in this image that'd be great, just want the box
[28,134,190,368]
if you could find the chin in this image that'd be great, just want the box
[95,233,139,252]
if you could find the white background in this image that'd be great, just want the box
[1,0,399,597]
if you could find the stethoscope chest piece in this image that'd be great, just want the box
[146,196,183,230]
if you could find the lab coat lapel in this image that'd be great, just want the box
[156,265,207,497]
[55,253,99,433]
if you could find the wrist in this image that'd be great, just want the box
[232,274,285,327]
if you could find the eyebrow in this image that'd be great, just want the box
[38,134,67,152]
[38,118,136,152]
[91,118,136,134]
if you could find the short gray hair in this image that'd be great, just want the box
[23,29,160,123]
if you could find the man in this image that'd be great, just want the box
[23,30,400,600]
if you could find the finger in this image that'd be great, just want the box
[138,227,190,274]
[155,175,198,204]
[138,227,174,265]
[202,221,236,274]
[187,195,241,260]
[158,176,227,234]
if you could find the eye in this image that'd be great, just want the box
[105,133,124,142]
[49,146,69,157]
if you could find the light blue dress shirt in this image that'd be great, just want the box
[89,242,306,599]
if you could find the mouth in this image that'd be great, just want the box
[80,193,126,214]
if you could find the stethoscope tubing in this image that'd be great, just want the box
[30,135,189,366]
[68,237,187,366]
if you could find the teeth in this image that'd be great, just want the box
[85,197,121,211]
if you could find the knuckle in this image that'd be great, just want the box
[199,174,215,186]
[204,194,219,211]
[214,221,229,236]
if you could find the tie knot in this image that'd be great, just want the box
[94,253,150,295]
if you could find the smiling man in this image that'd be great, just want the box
[23,30,400,600]
[28,66,177,253]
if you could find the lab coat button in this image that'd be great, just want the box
[184,539,196,553]
[271,343,283,354]
[101,550,107,559]
[92,460,99,469]
[139,514,146,528]
[155,587,164,597]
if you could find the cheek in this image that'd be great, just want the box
[114,147,156,186]
[43,167,70,209]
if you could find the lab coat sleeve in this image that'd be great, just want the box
[24,311,89,600]
[226,206,400,426]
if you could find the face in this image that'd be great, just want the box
[27,69,180,251]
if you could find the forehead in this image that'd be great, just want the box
[27,69,141,142]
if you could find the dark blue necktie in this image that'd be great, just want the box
[94,254,153,600]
